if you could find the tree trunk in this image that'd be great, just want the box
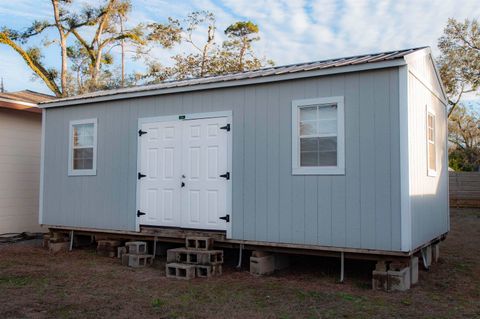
[51,0,67,96]
[120,16,125,87]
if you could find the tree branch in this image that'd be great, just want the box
[0,33,61,96]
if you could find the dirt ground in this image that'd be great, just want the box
[0,208,479,319]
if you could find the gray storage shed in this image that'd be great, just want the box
[38,47,449,258]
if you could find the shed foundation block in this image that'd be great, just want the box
[250,254,275,275]
[124,253,153,268]
[126,241,147,254]
[166,263,196,280]
[185,237,214,250]
[387,267,411,291]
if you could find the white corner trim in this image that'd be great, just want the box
[67,118,98,176]
[39,109,46,225]
[399,65,412,252]
[291,96,345,175]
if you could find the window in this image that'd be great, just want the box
[292,96,345,175]
[68,118,97,176]
[427,111,436,176]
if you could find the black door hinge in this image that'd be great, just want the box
[138,173,146,180]
[219,214,230,222]
[220,124,230,132]
[220,172,230,180]
[138,129,147,136]
[137,210,146,217]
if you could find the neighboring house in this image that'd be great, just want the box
[38,47,448,265]
[0,90,54,234]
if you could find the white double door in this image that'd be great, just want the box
[137,116,229,231]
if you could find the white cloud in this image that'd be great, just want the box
[1,0,480,94]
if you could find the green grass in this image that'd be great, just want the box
[0,275,33,288]
[151,297,166,309]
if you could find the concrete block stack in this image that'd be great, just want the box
[166,237,223,280]
[120,241,153,267]
[46,232,70,253]
[249,251,290,276]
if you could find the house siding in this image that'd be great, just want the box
[42,68,403,251]
[0,109,43,233]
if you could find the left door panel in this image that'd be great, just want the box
[138,121,182,227]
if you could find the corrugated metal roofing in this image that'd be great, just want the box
[41,46,428,106]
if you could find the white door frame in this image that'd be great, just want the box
[136,110,233,238]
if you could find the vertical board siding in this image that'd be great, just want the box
[359,73,376,249]
[43,68,403,250]
[407,61,449,249]
[344,73,361,247]
[373,71,392,250]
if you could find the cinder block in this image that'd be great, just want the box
[372,270,388,290]
[410,256,419,285]
[166,263,196,280]
[50,232,69,243]
[117,246,127,259]
[195,264,223,278]
[185,237,214,250]
[432,243,440,263]
[124,253,153,268]
[250,255,275,275]
[166,248,223,265]
[387,267,411,291]
[126,241,147,255]
[48,242,69,253]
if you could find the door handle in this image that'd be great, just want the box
[181,182,185,188]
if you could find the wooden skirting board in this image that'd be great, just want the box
[44,224,447,262]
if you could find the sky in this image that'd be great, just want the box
[0,0,479,106]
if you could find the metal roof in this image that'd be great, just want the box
[41,47,429,107]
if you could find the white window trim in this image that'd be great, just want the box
[68,118,98,176]
[426,108,437,177]
[292,96,345,175]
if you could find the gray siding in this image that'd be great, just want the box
[43,68,403,251]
